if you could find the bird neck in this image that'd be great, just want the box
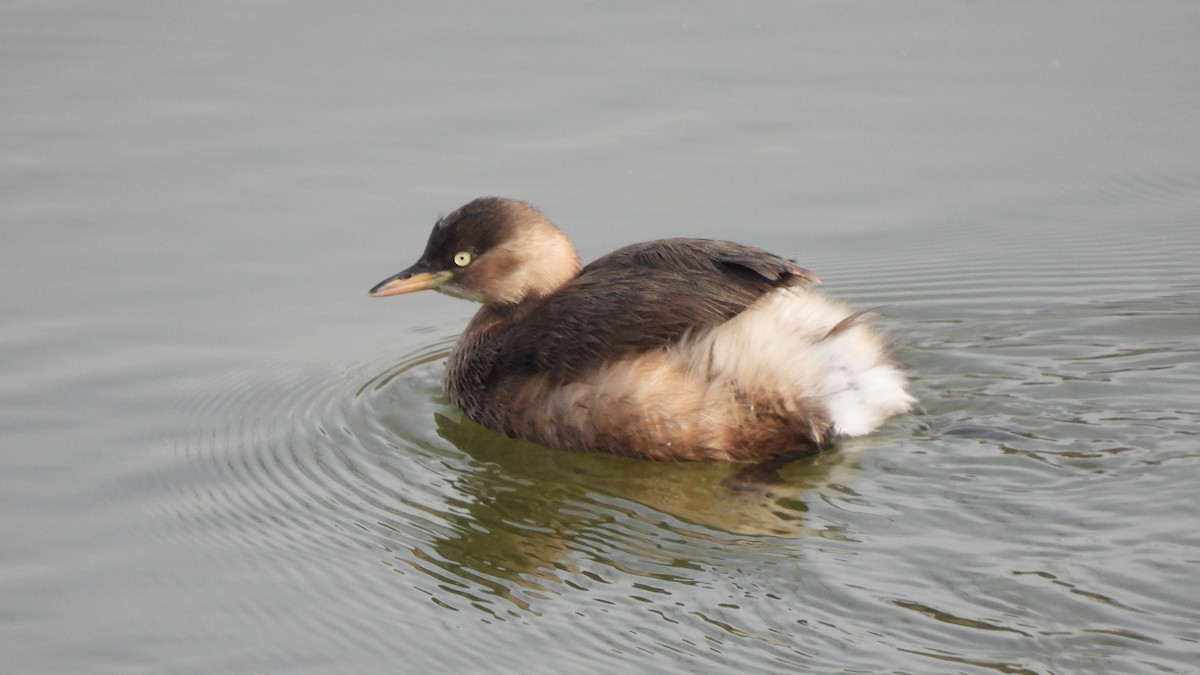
[484,227,582,304]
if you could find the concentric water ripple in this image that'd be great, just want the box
[171,327,895,669]
[161,216,1200,672]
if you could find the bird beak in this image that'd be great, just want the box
[368,263,453,297]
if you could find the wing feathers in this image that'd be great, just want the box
[488,239,814,383]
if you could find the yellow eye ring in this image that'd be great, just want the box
[453,251,472,267]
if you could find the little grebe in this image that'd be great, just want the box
[370,197,913,461]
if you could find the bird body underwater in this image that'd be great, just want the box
[370,197,913,461]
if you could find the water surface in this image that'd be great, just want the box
[3,1,1198,673]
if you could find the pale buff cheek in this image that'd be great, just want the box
[451,219,581,305]
[493,231,581,302]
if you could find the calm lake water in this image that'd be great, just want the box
[3,2,1199,673]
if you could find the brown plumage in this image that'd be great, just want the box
[370,197,913,461]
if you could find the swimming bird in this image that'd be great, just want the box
[370,197,913,461]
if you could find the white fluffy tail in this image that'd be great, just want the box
[698,288,914,439]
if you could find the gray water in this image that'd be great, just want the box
[3,2,1199,673]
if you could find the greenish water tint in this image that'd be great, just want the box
[3,1,1198,673]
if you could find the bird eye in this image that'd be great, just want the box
[453,251,472,267]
